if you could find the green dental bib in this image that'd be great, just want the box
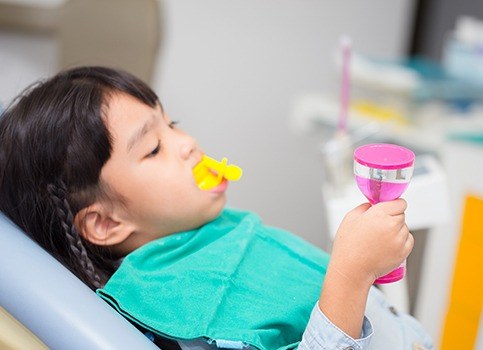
[97,209,330,349]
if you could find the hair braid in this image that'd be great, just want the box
[47,181,102,289]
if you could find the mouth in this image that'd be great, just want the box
[208,178,228,193]
[192,155,242,191]
[193,162,222,191]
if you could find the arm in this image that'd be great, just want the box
[318,262,372,339]
[304,199,414,347]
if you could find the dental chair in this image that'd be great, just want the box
[0,212,158,350]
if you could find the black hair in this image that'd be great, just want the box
[0,66,159,290]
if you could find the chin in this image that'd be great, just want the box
[209,204,225,220]
[205,199,226,222]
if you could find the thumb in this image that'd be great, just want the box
[350,202,371,215]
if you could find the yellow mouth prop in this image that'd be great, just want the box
[193,155,243,190]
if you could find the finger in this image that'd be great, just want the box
[403,232,414,258]
[392,213,406,229]
[350,202,372,215]
[397,223,410,239]
[377,198,407,216]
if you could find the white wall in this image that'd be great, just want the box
[0,0,416,248]
[154,0,416,247]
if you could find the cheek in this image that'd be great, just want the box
[141,172,196,203]
[112,161,199,212]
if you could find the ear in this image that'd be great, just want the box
[74,203,134,246]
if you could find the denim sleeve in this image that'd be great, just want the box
[298,302,373,350]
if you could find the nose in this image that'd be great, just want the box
[179,131,198,161]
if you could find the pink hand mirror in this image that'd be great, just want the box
[353,143,415,284]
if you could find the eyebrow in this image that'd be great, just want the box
[127,115,155,152]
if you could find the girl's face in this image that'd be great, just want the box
[100,93,226,251]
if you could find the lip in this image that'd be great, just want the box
[208,179,228,193]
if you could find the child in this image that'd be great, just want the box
[0,66,433,349]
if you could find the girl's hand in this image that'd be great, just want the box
[329,198,414,285]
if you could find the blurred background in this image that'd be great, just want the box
[1,0,483,348]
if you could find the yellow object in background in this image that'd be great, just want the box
[0,306,48,350]
[441,195,483,350]
[353,99,409,126]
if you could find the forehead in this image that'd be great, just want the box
[104,93,160,140]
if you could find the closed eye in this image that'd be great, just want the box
[146,141,161,158]
[168,120,179,129]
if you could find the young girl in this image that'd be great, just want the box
[0,66,433,349]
